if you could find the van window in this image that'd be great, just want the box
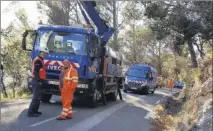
[127,68,148,78]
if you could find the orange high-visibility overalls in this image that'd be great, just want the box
[32,56,46,80]
[168,79,174,89]
[59,66,78,119]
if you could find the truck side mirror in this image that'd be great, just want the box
[22,30,35,51]
[22,36,27,50]
[22,31,28,50]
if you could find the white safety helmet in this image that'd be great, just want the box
[39,46,49,54]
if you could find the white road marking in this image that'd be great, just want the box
[156,100,160,104]
[144,99,161,120]
[144,111,155,120]
[144,112,151,119]
[30,89,174,129]
[66,93,152,131]
[65,103,127,131]
[29,111,77,127]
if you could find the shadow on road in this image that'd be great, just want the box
[0,108,30,131]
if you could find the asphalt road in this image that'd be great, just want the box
[0,88,181,131]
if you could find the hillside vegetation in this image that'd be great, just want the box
[150,52,212,131]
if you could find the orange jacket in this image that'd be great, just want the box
[60,66,78,92]
[32,56,46,80]
[168,79,173,88]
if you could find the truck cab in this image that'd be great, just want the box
[123,64,157,95]
[24,25,98,100]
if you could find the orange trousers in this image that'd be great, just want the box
[168,79,173,89]
[59,87,75,119]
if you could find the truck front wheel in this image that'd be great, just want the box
[41,93,52,103]
[89,89,101,108]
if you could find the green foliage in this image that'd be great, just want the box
[122,26,153,63]
[95,1,113,25]
[1,8,32,98]
[37,1,81,25]
[122,1,143,24]
[143,1,213,68]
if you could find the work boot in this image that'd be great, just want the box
[56,117,66,120]
[35,111,42,115]
[28,113,40,117]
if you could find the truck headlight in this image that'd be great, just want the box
[77,84,88,89]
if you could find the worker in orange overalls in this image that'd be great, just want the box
[168,78,174,91]
[56,59,78,120]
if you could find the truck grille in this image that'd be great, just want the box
[47,75,59,80]
[46,70,60,73]
[128,82,141,87]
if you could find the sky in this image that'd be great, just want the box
[1,1,128,30]
[1,1,45,29]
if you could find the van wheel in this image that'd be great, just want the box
[41,94,52,103]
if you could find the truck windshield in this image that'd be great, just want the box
[127,68,148,78]
[35,30,87,55]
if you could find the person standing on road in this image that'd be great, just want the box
[27,47,49,117]
[57,59,78,120]
[168,78,174,91]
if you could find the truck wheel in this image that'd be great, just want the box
[28,84,33,94]
[123,89,127,93]
[107,85,118,101]
[41,93,52,103]
[144,86,149,95]
[89,89,101,108]
[151,87,156,94]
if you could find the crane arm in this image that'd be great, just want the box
[79,1,114,44]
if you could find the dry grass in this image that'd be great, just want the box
[150,56,212,131]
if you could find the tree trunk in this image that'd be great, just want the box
[12,86,16,98]
[1,71,8,98]
[12,79,16,98]
[174,54,179,81]
[158,42,162,75]
[113,1,119,51]
[157,59,162,75]
[187,38,198,68]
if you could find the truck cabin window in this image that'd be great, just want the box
[90,36,99,56]
[35,30,87,55]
